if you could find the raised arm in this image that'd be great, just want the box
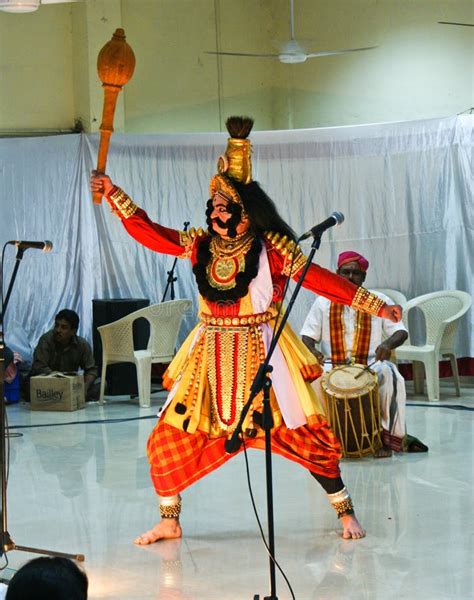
[303,263,404,322]
[90,171,196,257]
[264,233,401,322]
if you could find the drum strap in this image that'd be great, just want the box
[329,303,372,365]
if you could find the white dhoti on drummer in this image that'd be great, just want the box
[300,292,408,452]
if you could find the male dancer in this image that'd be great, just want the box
[90,117,402,542]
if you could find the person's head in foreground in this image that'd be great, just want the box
[6,556,88,600]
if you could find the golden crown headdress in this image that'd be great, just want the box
[209,116,254,207]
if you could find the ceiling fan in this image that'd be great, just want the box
[0,0,80,13]
[206,0,377,64]
[438,21,474,27]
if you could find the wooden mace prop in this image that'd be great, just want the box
[93,28,136,204]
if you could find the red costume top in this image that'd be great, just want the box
[120,206,383,311]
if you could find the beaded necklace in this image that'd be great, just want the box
[193,234,262,303]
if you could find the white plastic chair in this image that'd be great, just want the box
[97,299,192,407]
[396,291,472,401]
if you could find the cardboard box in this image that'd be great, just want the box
[30,373,85,412]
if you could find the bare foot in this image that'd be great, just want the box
[134,519,182,545]
[374,446,393,458]
[340,514,366,540]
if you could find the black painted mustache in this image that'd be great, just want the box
[212,217,229,229]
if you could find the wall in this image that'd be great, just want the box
[120,0,277,132]
[0,4,75,133]
[0,0,471,134]
[271,0,474,128]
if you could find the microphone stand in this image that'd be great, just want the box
[161,221,190,302]
[225,232,324,600]
[0,245,84,564]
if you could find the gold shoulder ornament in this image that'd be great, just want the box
[178,227,206,259]
[264,231,307,277]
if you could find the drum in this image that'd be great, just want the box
[321,364,382,458]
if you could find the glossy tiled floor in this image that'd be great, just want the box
[1,379,473,600]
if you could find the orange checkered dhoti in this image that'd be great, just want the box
[147,413,342,496]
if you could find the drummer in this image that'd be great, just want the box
[301,250,426,457]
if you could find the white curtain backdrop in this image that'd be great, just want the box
[1,115,472,363]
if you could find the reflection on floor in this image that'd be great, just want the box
[2,379,473,600]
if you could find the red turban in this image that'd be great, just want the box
[337,251,369,272]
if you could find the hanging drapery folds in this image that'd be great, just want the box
[92,28,136,204]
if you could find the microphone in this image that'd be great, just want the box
[224,430,242,454]
[7,240,53,252]
[298,212,344,241]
